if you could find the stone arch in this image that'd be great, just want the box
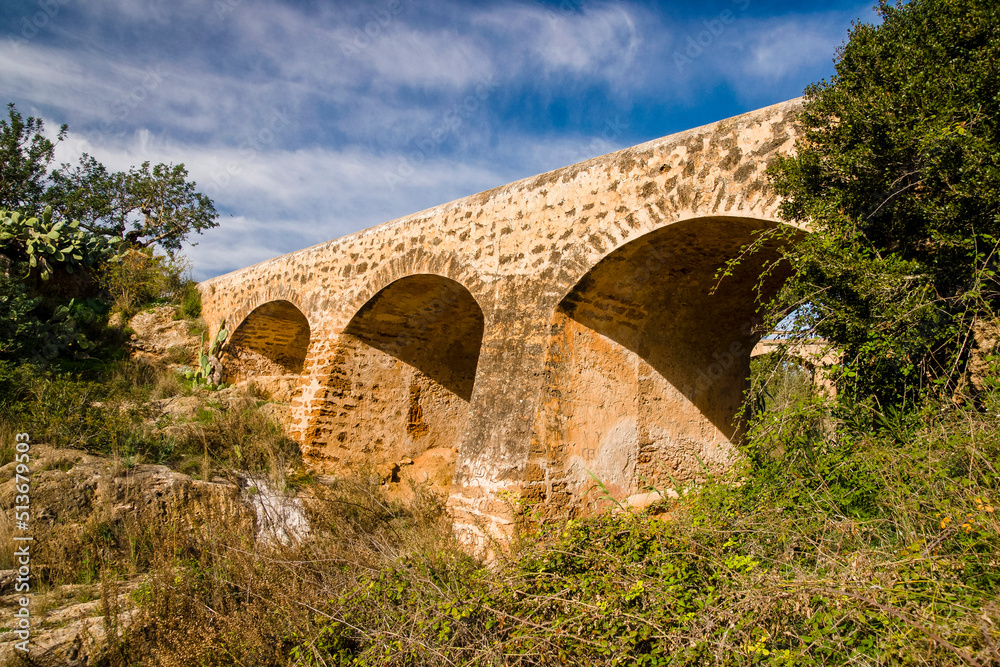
[220,299,312,401]
[523,215,800,517]
[303,274,485,495]
[222,284,307,340]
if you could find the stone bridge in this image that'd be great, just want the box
[199,98,806,552]
[751,336,840,396]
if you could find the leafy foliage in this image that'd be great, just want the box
[47,155,219,251]
[0,273,46,359]
[0,205,121,281]
[0,101,215,365]
[92,386,998,667]
[180,327,229,388]
[99,246,190,315]
[765,0,1000,407]
[1,103,218,253]
[0,102,66,213]
[0,272,107,362]
[178,279,202,319]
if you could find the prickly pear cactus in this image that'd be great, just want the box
[0,206,121,280]
[185,327,230,389]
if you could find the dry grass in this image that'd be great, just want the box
[5,355,1000,665]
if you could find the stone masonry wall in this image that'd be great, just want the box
[199,98,805,554]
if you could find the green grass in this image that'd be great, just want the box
[72,382,994,666]
[4,347,999,665]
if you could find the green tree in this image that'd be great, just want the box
[765,0,1000,406]
[0,102,216,363]
[0,102,218,254]
[47,155,218,252]
[0,102,66,213]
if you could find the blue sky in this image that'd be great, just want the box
[1,0,876,279]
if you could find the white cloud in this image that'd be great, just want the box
[52,128,510,279]
[736,18,847,80]
[364,27,493,90]
[473,2,644,86]
[1,0,867,279]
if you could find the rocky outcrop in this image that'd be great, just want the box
[0,446,252,536]
[125,306,200,362]
[969,318,1000,393]
[0,584,136,667]
[0,445,298,666]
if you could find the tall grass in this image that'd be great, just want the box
[7,353,1000,665]
[59,389,990,666]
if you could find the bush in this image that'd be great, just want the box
[99,247,189,316]
[0,275,112,363]
[178,279,201,318]
[0,271,46,360]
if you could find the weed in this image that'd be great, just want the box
[178,280,202,319]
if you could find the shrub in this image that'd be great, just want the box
[99,247,189,316]
[178,279,201,319]
[0,271,46,360]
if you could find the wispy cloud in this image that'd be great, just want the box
[0,0,873,279]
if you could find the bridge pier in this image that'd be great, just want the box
[198,98,808,557]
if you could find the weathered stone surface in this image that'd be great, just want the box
[199,99,807,553]
[0,446,253,539]
[969,319,1000,393]
[0,586,136,667]
[126,305,199,365]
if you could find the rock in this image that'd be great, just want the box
[231,376,300,404]
[0,446,254,546]
[618,489,679,513]
[149,395,203,421]
[126,306,199,365]
[400,448,457,491]
[0,586,136,667]
[239,473,310,545]
[376,462,400,483]
[0,570,15,596]
[969,318,1000,393]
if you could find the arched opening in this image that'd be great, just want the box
[748,349,817,413]
[305,275,485,496]
[750,337,838,402]
[524,216,800,517]
[226,301,312,375]
[221,300,312,401]
[219,301,309,403]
